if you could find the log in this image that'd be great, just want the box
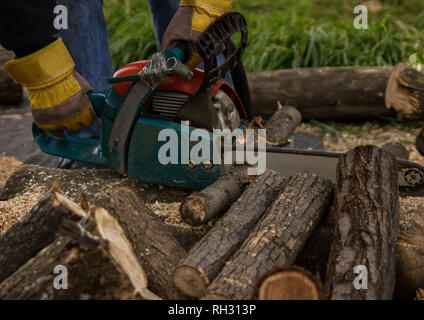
[0,184,87,283]
[173,169,287,298]
[417,289,424,301]
[325,146,399,300]
[264,105,302,146]
[179,165,249,226]
[179,105,301,227]
[247,67,396,120]
[0,48,23,105]
[94,188,187,300]
[385,63,424,119]
[254,266,324,300]
[0,207,160,300]
[202,173,333,300]
[295,193,424,299]
[395,196,424,300]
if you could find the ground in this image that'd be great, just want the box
[1,120,424,236]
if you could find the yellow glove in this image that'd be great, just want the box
[5,38,96,136]
[162,0,235,70]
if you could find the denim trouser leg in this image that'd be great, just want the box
[148,0,180,51]
[58,0,113,92]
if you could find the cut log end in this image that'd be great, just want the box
[255,266,323,300]
[180,196,206,226]
[173,265,209,298]
[385,63,424,119]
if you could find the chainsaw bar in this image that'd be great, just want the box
[260,147,424,197]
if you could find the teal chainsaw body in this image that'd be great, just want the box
[33,12,250,190]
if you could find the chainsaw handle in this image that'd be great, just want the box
[107,47,187,85]
[196,12,248,90]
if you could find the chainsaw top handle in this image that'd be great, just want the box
[196,12,248,91]
[107,47,190,85]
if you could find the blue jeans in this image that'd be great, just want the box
[61,0,232,91]
[58,0,113,92]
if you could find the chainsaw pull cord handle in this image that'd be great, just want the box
[106,47,192,85]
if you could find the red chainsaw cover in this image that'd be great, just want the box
[112,61,247,119]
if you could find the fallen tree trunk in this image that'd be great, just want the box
[94,188,187,300]
[248,67,395,120]
[202,173,333,300]
[0,184,87,283]
[0,207,160,300]
[254,266,324,300]
[173,170,287,298]
[179,166,249,226]
[325,146,398,300]
[385,63,424,119]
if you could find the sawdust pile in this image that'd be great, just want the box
[0,154,23,186]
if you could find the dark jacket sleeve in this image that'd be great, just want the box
[0,0,57,57]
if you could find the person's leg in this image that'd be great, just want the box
[148,0,180,51]
[58,0,113,92]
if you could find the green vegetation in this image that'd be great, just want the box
[105,0,424,72]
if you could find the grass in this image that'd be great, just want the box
[105,0,424,72]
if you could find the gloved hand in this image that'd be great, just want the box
[5,37,96,136]
[162,0,234,70]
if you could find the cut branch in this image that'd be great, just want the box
[202,173,333,300]
[0,206,160,300]
[173,170,287,298]
[94,188,187,299]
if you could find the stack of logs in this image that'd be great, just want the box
[0,107,423,300]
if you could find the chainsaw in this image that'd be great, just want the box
[32,12,424,196]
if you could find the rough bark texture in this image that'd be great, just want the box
[264,105,302,146]
[180,166,249,226]
[395,199,424,300]
[385,63,424,119]
[0,48,23,105]
[325,146,399,300]
[248,67,395,120]
[0,185,87,283]
[254,266,324,300]
[94,188,187,300]
[202,173,333,300]
[0,208,160,300]
[173,170,287,298]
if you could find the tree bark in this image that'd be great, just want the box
[264,105,302,146]
[247,67,395,120]
[325,146,399,300]
[202,173,333,300]
[0,184,87,283]
[0,207,160,300]
[254,266,324,300]
[173,170,287,298]
[385,63,424,119]
[0,48,23,105]
[395,197,424,300]
[94,188,187,300]
[179,166,249,226]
